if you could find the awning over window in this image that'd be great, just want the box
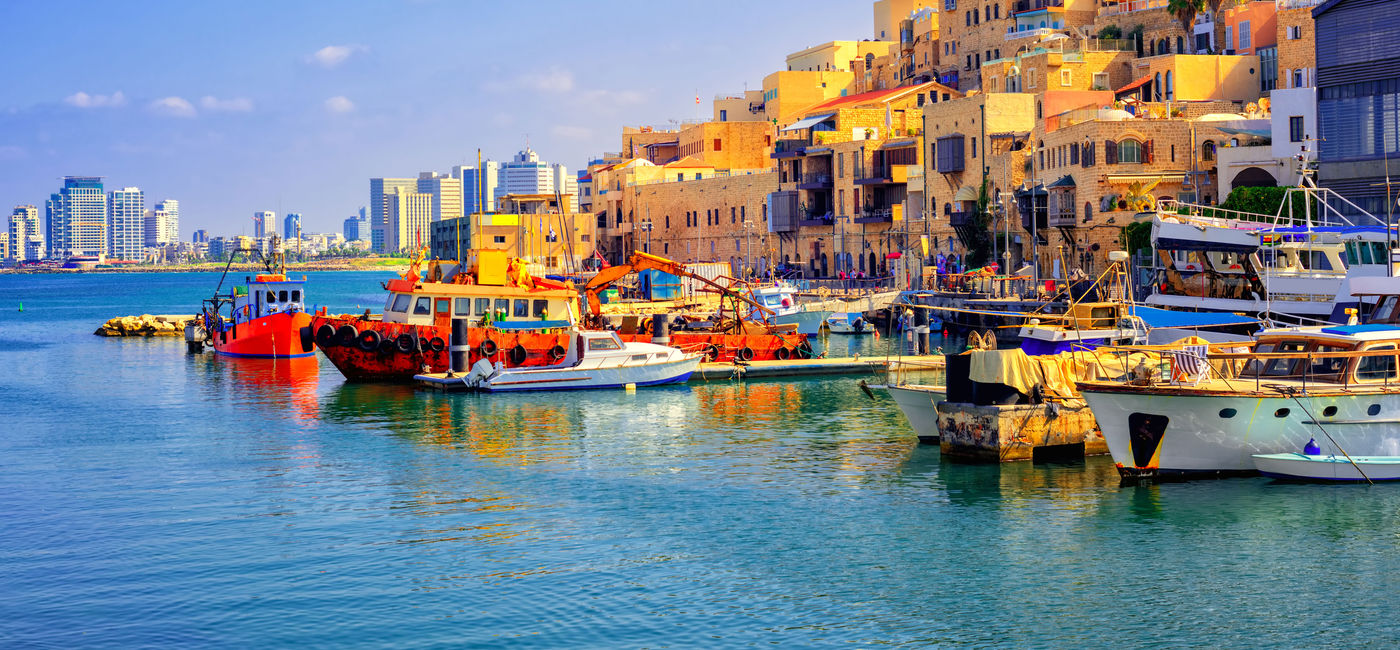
[781,112,837,132]
[1115,74,1152,95]
[1047,174,1076,188]
[1106,172,1187,184]
[952,185,980,202]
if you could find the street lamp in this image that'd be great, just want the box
[639,219,652,254]
[742,218,753,279]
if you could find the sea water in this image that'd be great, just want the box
[2,272,1398,648]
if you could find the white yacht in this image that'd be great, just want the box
[747,282,830,335]
[463,330,701,392]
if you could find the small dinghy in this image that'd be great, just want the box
[825,312,872,335]
[1253,446,1400,483]
[466,330,702,392]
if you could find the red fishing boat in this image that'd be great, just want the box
[196,246,316,359]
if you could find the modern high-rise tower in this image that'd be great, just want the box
[369,178,417,253]
[453,161,501,214]
[417,172,463,223]
[9,205,42,261]
[384,187,433,253]
[107,187,145,260]
[284,212,303,241]
[253,211,275,239]
[46,176,107,259]
[495,148,578,211]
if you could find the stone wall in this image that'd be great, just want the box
[1275,6,1316,90]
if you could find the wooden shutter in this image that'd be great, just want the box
[1070,143,1079,166]
[1144,140,1155,164]
[1105,140,1118,165]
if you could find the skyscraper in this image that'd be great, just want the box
[417,172,463,223]
[284,212,303,241]
[47,176,106,259]
[10,205,43,262]
[343,212,369,241]
[192,229,209,244]
[107,187,145,261]
[453,161,501,214]
[495,148,578,211]
[369,178,417,253]
[155,199,178,244]
[253,211,275,239]
[385,187,433,253]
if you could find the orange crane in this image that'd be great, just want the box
[581,251,774,328]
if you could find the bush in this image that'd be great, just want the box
[1098,25,1122,39]
[1219,186,1321,222]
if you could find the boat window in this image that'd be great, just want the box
[454,298,472,316]
[1219,408,1237,418]
[494,299,509,316]
[1373,242,1389,265]
[1306,344,1351,383]
[1243,340,1307,377]
[413,297,432,315]
[587,336,622,351]
[1373,296,1399,323]
[391,294,411,313]
[1274,408,1290,418]
[266,291,277,303]
[631,354,649,363]
[385,294,396,311]
[1358,242,1375,265]
[1310,250,1332,271]
[435,298,450,315]
[476,298,492,315]
[532,299,548,317]
[1356,344,1397,381]
[279,290,289,302]
[1344,242,1356,266]
[513,299,529,317]
[291,290,300,302]
[1369,404,1382,416]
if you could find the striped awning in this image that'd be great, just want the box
[1106,172,1187,184]
[952,185,979,202]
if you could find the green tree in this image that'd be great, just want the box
[966,177,994,268]
[1119,221,1152,255]
[1218,186,1323,222]
[1168,0,1205,37]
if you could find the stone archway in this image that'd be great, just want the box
[1232,167,1278,189]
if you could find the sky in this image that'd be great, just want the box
[0,1,872,237]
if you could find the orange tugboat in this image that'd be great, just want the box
[194,244,316,359]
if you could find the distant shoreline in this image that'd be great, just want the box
[1,260,411,274]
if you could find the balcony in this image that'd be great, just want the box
[1098,0,1166,17]
[949,211,974,228]
[772,139,807,159]
[799,210,834,228]
[855,164,915,186]
[1013,0,1063,12]
[796,173,833,190]
[854,207,895,224]
[1006,27,1062,41]
[1049,212,1078,228]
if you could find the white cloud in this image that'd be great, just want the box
[200,96,254,112]
[324,96,355,113]
[64,91,126,108]
[518,67,575,93]
[308,44,365,68]
[551,125,593,140]
[149,96,197,118]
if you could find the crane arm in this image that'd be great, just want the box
[581,251,774,317]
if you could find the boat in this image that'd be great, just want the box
[312,249,580,381]
[747,281,830,335]
[885,383,947,441]
[1080,291,1400,478]
[461,330,701,392]
[826,311,873,334]
[1253,452,1400,482]
[196,244,315,359]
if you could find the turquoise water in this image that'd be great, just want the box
[2,271,1399,647]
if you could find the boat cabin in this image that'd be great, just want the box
[1239,326,1400,386]
[381,286,577,329]
[232,274,306,324]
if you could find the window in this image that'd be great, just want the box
[1357,345,1398,381]
[266,291,276,303]
[278,290,288,302]
[1202,141,1216,162]
[532,299,548,317]
[1165,70,1174,100]
[513,299,529,318]
[1225,26,1233,52]
[413,297,432,315]
[1118,140,1142,163]
[965,11,970,26]
[494,298,509,315]
[1290,116,1305,143]
[839,189,846,215]
[1036,101,1042,119]
[435,298,450,315]
[1070,143,1079,165]
[1092,72,1107,90]
[291,290,300,302]
[1293,69,1304,87]
[993,3,999,18]
[1153,73,1162,101]
[1239,20,1251,51]
[935,135,965,173]
[391,294,411,313]
[493,235,506,244]
[1061,69,1071,87]
[454,298,472,316]
[587,336,622,351]
[475,298,491,315]
[971,138,976,158]
[1288,25,1302,40]
[713,138,722,151]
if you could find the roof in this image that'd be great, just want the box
[782,112,837,132]
[798,81,952,115]
[1047,174,1076,188]
[1115,74,1153,95]
[664,156,713,169]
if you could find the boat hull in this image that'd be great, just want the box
[886,384,946,441]
[479,355,702,392]
[773,309,830,335]
[311,314,571,382]
[1253,453,1400,482]
[213,311,316,359]
[1081,388,1400,476]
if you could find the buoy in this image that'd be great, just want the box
[625,383,637,392]
[1304,438,1321,456]
[17,302,23,312]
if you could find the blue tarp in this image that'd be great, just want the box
[1321,324,1400,335]
[1127,306,1259,329]
[491,320,572,330]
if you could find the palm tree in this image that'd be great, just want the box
[1205,0,1228,54]
[1168,0,1205,38]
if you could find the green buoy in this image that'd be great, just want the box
[17,302,22,312]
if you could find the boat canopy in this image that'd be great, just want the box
[1127,305,1259,329]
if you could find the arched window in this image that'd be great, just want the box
[1165,70,1174,100]
[1202,141,1216,162]
[965,11,971,26]
[1176,36,1184,54]
[1153,73,1162,101]
[944,202,952,215]
[1084,202,1093,222]
[1036,101,1042,119]
[1148,40,1155,56]
[865,53,874,69]
[1118,139,1143,163]
[1158,39,1169,55]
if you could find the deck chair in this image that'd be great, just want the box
[1169,344,1211,386]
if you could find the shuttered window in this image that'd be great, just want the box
[1105,140,1118,165]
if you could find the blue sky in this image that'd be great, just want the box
[0,1,871,236]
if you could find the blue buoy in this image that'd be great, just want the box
[1304,438,1322,456]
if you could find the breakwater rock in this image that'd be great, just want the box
[95,314,196,337]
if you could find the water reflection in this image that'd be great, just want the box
[187,353,322,420]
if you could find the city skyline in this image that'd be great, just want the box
[0,1,868,235]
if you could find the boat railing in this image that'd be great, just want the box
[1091,341,1400,396]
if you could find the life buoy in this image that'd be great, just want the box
[781,297,791,308]
[508,344,528,365]
[315,323,337,347]
[357,329,382,352]
[479,339,498,356]
[335,324,358,347]
[548,345,567,361]
[428,337,446,353]
[703,344,720,362]
[737,346,755,361]
[395,332,417,354]
[775,347,792,361]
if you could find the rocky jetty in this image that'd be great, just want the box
[95,314,196,337]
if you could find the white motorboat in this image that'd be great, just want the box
[885,383,947,442]
[1253,452,1400,482]
[749,282,830,335]
[1081,309,1400,478]
[826,311,873,334]
[465,330,701,392]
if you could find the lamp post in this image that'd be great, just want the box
[639,219,652,254]
[743,218,753,279]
